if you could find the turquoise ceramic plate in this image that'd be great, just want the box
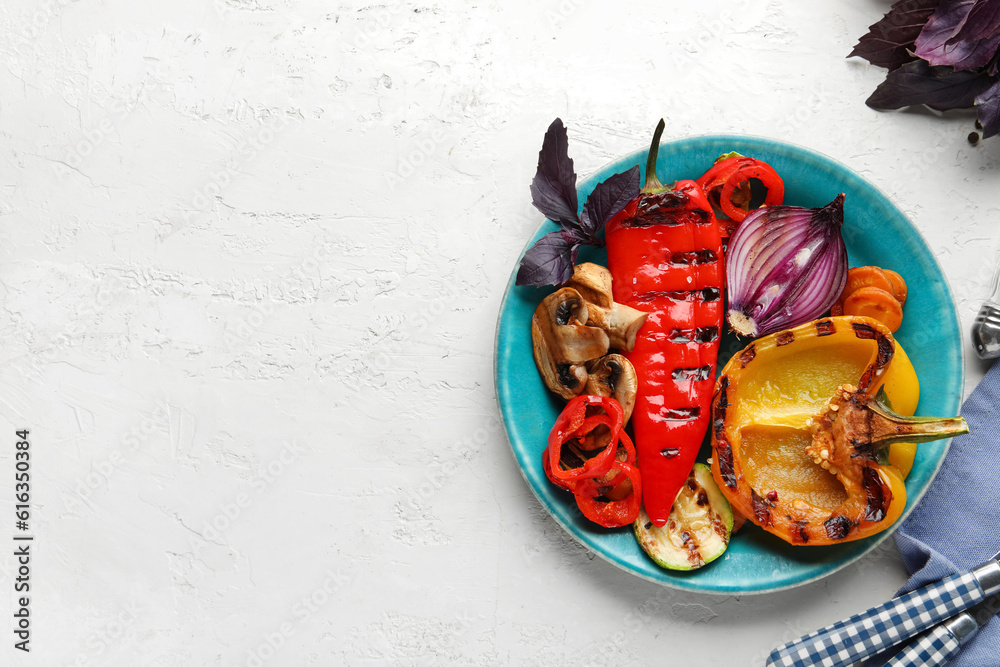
[495,135,963,594]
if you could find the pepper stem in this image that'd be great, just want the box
[642,119,666,194]
[866,387,970,447]
[807,385,968,470]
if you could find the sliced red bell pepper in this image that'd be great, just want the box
[543,396,641,527]
[696,154,785,233]
[574,459,642,528]
[718,159,784,222]
[546,395,623,485]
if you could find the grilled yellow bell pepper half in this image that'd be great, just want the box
[710,316,930,546]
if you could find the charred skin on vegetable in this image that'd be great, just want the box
[709,317,905,545]
[711,316,967,546]
[606,177,725,527]
[633,464,733,570]
[544,395,643,528]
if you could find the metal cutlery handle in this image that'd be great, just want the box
[765,571,985,667]
[972,252,1000,359]
[884,613,978,667]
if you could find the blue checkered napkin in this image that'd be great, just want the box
[873,359,1000,666]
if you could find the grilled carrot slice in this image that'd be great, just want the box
[882,268,908,305]
[842,286,904,332]
[842,266,894,298]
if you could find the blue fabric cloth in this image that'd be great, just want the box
[876,359,1000,665]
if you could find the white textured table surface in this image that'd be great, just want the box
[1,1,998,665]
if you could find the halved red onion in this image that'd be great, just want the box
[726,194,848,338]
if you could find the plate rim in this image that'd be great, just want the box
[493,132,965,595]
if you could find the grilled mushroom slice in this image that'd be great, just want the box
[532,288,610,399]
[585,354,638,423]
[564,263,647,351]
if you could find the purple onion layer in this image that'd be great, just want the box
[726,194,849,338]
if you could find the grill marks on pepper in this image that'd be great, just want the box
[775,331,795,346]
[620,191,713,228]
[657,406,701,422]
[668,249,718,266]
[751,489,774,527]
[672,365,713,382]
[739,344,756,368]
[790,520,810,544]
[851,321,895,392]
[815,319,836,337]
[668,326,719,344]
[634,287,721,304]
[713,379,738,488]
[863,467,890,522]
[823,515,855,540]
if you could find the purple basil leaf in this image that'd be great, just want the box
[515,230,579,287]
[937,32,1000,69]
[529,119,580,228]
[578,166,640,242]
[948,0,1000,43]
[866,59,993,110]
[849,0,940,70]
[975,76,1000,136]
[916,0,1000,70]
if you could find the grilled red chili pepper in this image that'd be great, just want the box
[604,120,725,527]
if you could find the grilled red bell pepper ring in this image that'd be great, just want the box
[546,395,623,485]
[544,396,642,527]
[719,159,784,222]
[544,429,635,492]
[696,154,785,231]
[573,459,642,528]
